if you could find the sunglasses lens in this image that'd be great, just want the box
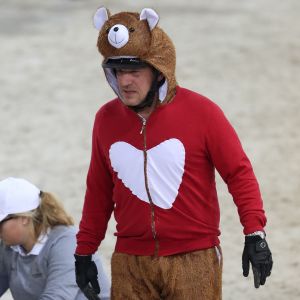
[0,216,14,225]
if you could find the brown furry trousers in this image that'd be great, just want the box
[111,247,222,300]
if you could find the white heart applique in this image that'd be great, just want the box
[109,138,185,209]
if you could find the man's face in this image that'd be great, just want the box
[115,66,154,107]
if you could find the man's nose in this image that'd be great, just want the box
[118,72,133,86]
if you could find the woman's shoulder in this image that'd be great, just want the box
[44,226,77,252]
[49,225,77,236]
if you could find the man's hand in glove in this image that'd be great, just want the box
[74,254,100,300]
[242,234,273,288]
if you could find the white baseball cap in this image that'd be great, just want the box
[0,177,41,222]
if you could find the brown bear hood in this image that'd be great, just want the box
[93,7,177,104]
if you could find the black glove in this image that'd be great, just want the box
[74,254,101,300]
[242,235,273,288]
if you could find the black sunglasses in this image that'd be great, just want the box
[0,216,16,225]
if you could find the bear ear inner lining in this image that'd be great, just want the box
[93,6,109,30]
[140,8,159,31]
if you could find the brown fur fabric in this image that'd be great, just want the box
[97,10,177,104]
[111,247,222,300]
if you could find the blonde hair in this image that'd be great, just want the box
[15,192,74,240]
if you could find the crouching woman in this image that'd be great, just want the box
[0,177,110,300]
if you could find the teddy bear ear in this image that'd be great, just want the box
[140,8,159,31]
[93,7,109,30]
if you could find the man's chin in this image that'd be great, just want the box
[121,97,141,107]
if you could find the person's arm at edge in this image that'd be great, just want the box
[205,101,267,233]
[40,231,82,299]
[0,241,9,296]
[76,109,114,255]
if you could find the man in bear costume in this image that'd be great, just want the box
[75,7,273,299]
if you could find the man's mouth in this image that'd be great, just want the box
[123,90,136,96]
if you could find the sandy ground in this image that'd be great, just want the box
[0,0,299,299]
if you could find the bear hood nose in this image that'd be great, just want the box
[107,24,129,49]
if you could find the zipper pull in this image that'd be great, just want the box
[140,118,146,134]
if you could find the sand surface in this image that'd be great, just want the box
[0,0,299,299]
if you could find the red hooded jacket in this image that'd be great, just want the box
[76,86,266,256]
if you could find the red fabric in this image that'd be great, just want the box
[76,86,266,255]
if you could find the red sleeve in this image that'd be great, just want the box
[76,110,114,254]
[205,102,267,234]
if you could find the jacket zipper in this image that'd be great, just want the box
[139,116,159,256]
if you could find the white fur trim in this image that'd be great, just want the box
[93,7,108,30]
[159,80,168,102]
[140,8,159,31]
[107,56,137,59]
[104,68,121,99]
[246,231,265,239]
[215,246,222,266]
